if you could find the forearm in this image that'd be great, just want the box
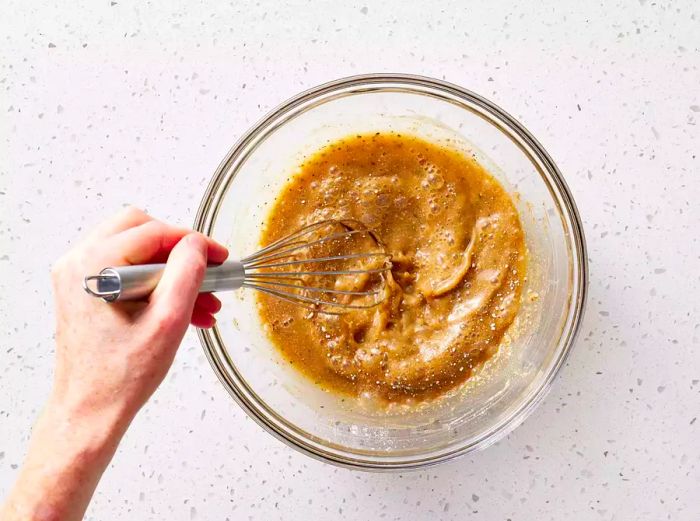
[2,210,222,519]
[1,397,129,521]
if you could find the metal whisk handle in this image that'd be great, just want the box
[83,261,245,302]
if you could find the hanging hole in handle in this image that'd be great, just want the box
[83,273,121,302]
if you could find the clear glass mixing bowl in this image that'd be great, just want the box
[193,74,587,470]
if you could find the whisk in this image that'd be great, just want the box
[83,220,392,314]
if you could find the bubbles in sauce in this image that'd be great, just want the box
[257,133,526,403]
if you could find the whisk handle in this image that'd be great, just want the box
[82,261,245,302]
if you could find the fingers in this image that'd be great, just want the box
[89,206,153,240]
[148,233,209,322]
[190,293,221,328]
[190,307,217,329]
[194,292,222,313]
[107,220,229,266]
[148,251,223,331]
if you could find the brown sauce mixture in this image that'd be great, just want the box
[257,133,526,403]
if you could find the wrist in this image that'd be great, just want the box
[38,392,131,463]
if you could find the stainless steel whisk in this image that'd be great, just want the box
[83,220,392,314]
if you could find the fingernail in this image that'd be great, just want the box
[184,233,206,247]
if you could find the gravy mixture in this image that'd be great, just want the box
[258,133,526,402]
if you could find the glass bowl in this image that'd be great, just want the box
[193,74,587,470]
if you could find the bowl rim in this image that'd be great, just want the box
[193,73,588,470]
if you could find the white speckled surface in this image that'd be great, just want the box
[1,1,699,519]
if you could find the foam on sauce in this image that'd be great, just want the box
[257,132,526,403]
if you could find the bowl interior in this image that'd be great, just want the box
[195,76,585,468]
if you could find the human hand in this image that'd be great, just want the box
[50,206,229,423]
[0,207,228,521]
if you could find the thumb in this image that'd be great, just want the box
[150,233,208,321]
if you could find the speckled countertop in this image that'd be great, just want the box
[1,1,698,520]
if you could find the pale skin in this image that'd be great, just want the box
[0,207,229,521]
